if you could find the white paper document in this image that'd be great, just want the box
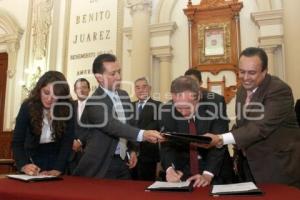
[211,182,262,195]
[146,181,193,192]
[148,181,190,189]
[7,174,61,182]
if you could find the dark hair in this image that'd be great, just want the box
[92,53,117,74]
[184,68,202,82]
[171,76,199,99]
[240,47,268,71]
[74,78,90,89]
[25,71,72,139]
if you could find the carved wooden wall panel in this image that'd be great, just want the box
[184,0,243,103]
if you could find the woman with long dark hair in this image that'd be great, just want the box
[12,71,74,176]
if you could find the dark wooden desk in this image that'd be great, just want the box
[0,176,299,200]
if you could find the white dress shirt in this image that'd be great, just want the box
[40,109,54,144]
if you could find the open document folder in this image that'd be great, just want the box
[163,132,212,144]
[7,174,62,182]
[211,182,263,196]
[146,181,193,192]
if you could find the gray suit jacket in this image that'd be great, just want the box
[233,74,300,186]
[73,87,139,178]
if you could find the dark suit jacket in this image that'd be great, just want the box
[132,98,161,163]
[233,74,300,186]
[67,100,85,174]
[73,100,80,136]
[73,87,139,178]
[295,99,300,126]
[160,92,231,181]
[12,102,74,172]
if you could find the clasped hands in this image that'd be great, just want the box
[166,166,212,187]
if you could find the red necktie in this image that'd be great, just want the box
[189,119,199,175]
[245,91,253,105]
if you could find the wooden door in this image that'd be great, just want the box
[0,53,8,133]
[0,53,13,173]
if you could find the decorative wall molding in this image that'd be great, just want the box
[251,9,285,79]
[0,9,24,131]
[127,0,152,15]
[191,0,239,10]
[151,46,173,62]
[258,35,283,47]
[124,22,177,47]
[154,0,177,23]
[0,9,23,78]
[251,9,283,26]
[150,22,177,37]
[32,0,53,60]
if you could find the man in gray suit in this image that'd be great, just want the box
[201,47,300,188]
[73,53,163,179]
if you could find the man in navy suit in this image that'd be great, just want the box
[131,77,161,181]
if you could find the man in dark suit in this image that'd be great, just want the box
[72,53,164,179]
[132,77,161,181]
[203,47,300,188]
[67,78,90,174]
[184,68,225,106]
[160,76,231,187]
[184,68,234,184]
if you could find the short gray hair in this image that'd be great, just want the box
[134,77,150,85]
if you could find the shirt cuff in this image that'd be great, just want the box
[203,170,214,177]
[137,130,144,142]
[222,132,236,145]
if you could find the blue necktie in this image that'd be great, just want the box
[138,101,144,114]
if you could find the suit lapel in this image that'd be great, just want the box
[236,74,272,126]
[94,86,115,115]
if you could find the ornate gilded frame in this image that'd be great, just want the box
[198,22,231,65]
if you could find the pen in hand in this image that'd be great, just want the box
[28,157,40,176]
[167,162,182,182]
[160,126,165,132]
[126,152,131,160]
[171,163,181,176]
